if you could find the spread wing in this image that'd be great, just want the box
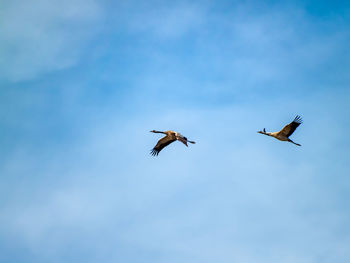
[176,136,188,147]
[279,115,302,137]
[150,135,176,156]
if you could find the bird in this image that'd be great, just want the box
[257,115,303,146]
[150,130,195,156]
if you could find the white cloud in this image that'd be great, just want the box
[0,1,349,262]
[1,90,349,262]
[0,0,103,82]
[118,1,207,39]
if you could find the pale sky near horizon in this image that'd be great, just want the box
[1,0,350,262]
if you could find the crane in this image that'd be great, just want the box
[150,130,195,156]
[258,115,302,146]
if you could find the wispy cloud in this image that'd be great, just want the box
[1,88,349,262]
[0,0,103,82]
[1,1,350,262]
[125,2,207,39]
[107,0,350,108]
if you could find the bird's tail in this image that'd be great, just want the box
[188,140,196,144]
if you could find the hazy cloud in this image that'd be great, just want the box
[0,0,103,82]
[1,1,349,263]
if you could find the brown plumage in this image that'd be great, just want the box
[257,115,303,146]
[150,130,195,156]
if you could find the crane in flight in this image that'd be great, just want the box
[150,130,195,156]
[258,115,303,146]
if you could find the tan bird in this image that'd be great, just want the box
[150,130,195,156]
[258,115,302,146]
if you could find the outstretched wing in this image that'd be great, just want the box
[279,115,302,137]
[176,136,188,146]
[150,135,176,156]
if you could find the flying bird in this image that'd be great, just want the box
[150,130,195,156]
[258,115,303,146]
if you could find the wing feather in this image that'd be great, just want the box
[176,136,188,146]
[279,115,302,137]
[150,135,176,156]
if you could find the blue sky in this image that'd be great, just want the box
[1,0,350,262]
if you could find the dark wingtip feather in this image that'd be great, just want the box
[150,149,159,156]
[294,115,303,124]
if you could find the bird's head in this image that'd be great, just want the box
[150,130,156,133]
[257,128,267,134]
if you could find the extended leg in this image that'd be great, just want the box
[288,139,301,146]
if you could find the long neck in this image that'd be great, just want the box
[153,130,166,134]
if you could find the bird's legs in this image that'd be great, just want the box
[288,139,301,146]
